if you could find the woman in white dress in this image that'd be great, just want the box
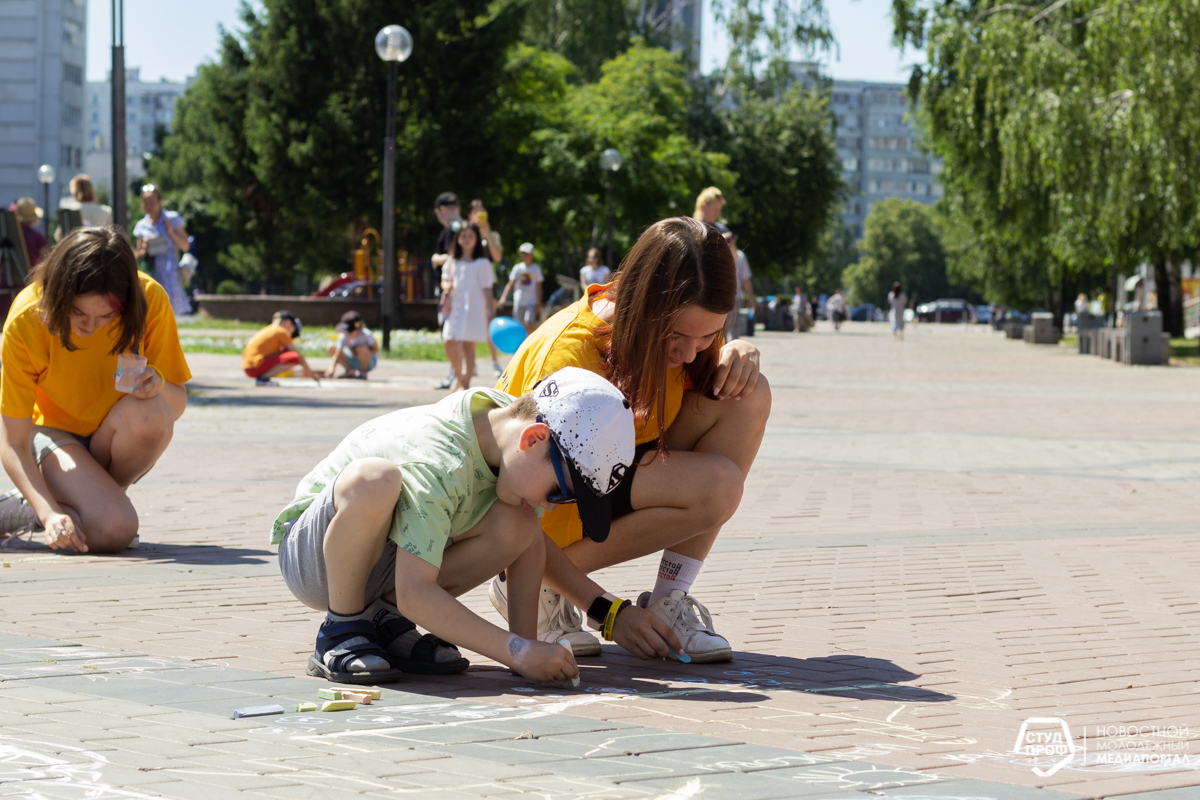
[441,223,495,390]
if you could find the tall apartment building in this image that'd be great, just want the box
[831,80,942,239]
[85,68,190,196]
[0,0,87,211]
[641,0,702,60]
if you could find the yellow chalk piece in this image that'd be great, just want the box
[317,688,342,700]
[330,685,380,699]
[295,702,318,712]
[340,691,371,704]
[319,700,356,712]
[2,562,9,568]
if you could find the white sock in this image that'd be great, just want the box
[650,551,704,604]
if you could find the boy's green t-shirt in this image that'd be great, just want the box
[270,388,512,568]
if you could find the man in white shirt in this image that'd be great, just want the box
[499,243,544,332]
[579,248,611,288]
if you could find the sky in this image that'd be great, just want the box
[87,0,922,85]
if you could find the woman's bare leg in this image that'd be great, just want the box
[562,375,771,571]
[39,445,137,553]
[89,393,176,488]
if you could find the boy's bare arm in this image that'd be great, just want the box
[392,548,577,682]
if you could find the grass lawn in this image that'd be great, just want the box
[176,319,488,361]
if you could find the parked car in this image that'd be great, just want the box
[848,303,883,322]
[326,280,380,300]
[974,305,991,324]
[916,299,975,323]
[311,272,358,297]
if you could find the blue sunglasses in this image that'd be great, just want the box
[539,415,576,505]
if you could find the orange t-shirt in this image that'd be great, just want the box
[0,273,192,436]
[242,324,293,371]
[497,284,685,547]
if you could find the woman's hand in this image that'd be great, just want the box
[130,367,164,400]
[610,606,682,660]
[135,238,149,259]
[43,512,87,553]
[711,338,761,400]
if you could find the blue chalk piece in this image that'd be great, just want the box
[662,637,691,663]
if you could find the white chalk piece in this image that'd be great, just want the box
[557,638,580,687]
[232,704,286,719]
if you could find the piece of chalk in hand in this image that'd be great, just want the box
[557,638,580,687]
[662,636,692,663]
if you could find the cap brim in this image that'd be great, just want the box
[563,457,612,543]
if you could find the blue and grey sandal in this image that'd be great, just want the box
[374,609,469,675]
[306,618,404,684]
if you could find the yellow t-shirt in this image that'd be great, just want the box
[0,273,192,437]
[242,324,293,371]
[497,284,685,548]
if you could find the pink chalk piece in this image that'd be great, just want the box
[340,691,371,704]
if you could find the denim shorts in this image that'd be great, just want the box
[31,426,92,466]
[343,347,378,373]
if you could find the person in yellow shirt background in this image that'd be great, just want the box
[0,227,192,553]
[494,216,771,664]
[242,311,319,387]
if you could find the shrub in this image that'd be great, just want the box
[216,280,242,295]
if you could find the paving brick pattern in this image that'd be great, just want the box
[0,324,1197,799]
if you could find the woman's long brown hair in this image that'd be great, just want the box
[598,217,736,447]
[31,226,148,354]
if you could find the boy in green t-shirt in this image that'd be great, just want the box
[272,367,636,684]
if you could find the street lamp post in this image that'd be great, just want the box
[36,165,55,235]
[374,24,413,352]
[600,148,622,272]
[111,0,127,227]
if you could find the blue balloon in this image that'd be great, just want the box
[489,316,528,354]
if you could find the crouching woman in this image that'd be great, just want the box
[0,227,191,552]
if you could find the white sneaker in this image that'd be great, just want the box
[488,575,601,656]
[638,590,732,663]
[0,489,38,537]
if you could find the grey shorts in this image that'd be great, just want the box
[32,426,92,466]
[277,479,398,611]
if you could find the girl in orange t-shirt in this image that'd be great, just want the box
[493,217,770,664]
[0,227,191,553]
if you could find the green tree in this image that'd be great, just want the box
[843,198,950,306]
[717,88,843,279]
[521,0,633,83]
[151,0,522,284]
[798,220,857,297]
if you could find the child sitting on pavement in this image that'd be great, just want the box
[326,311,379,379]
[271,366,635,684]
[242,311,319,387]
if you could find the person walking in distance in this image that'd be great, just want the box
[467,199,505,377]
[827,289,847,332]
[499,243,544,333]
[441,223,495,390]
[133,185,192,316]
[888,282,908,341]
[721,229,753,341]
[579,248,611,289]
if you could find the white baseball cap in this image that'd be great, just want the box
[518,242,535,254]
[533,367,635,542]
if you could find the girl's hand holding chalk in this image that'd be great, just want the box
[557,638,581,686]
[661,635,691,663]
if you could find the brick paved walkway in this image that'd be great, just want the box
[1,322,1197,799]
